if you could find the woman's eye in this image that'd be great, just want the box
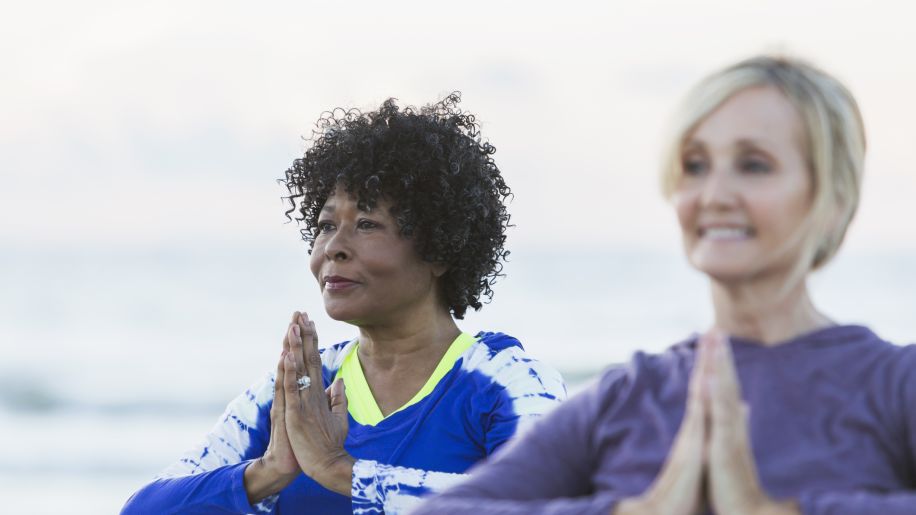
[357,219,378,230]
[740,158,771,173]
[682,158,708,175]
[317,221,335,234]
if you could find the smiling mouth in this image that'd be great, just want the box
[699,227,755,239]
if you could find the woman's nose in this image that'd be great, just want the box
[700,168,738,209]
[323,228,351,261]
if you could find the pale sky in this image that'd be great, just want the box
[2,0,916,254]
[4,7,916,510]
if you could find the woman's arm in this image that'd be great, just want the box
[791,346,916,515]
[123,314,337,514]
[121,373,276,515]
[794,491,916,515]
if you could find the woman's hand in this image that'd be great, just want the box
[703,331,800,515]
[283,311,355,496]
[243,313,305,503]
[614,332,711,515]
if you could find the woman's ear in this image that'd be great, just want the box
[431,262,449,278]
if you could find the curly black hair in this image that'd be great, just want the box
[281,92,512,319]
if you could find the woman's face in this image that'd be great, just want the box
[309,185,444,325]
[672,86,813,284]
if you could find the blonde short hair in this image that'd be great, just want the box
[661,55,866,271]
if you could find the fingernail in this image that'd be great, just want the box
[716,338,727,356]
[293,325,300,337]
[710,335,722,354]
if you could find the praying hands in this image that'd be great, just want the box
[244,311,353,503]
[615,331,800,515]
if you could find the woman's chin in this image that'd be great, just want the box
[322,302,355,322]
[322,305,372,326]
[689,258,759,284]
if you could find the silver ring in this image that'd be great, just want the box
[296,375,311,390]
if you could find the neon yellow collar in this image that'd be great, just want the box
[335,332,476,426]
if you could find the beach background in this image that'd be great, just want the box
[3,1,916,513]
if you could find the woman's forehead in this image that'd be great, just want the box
[686,86,805,151]
[320,188,392,214]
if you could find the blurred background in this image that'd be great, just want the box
[2,0,915,512]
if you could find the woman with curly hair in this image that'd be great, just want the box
[122,93,566,514]
[414,58,916,514]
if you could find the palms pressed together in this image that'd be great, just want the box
[615,332,800,515]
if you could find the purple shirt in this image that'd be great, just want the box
[414,325,916,514]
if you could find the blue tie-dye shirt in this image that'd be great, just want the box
[122,331,566,514]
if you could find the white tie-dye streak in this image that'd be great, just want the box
[157,342,352,480]
[352,459,467,515]
[149,345,355,513]
[154,374,279,513]
[460,342,567,435]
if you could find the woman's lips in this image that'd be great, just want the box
[324,276,359,291]
[698,226,756,240]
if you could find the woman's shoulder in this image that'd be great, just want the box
[249,339,357,394]
[319,338,358,367]
[862,328,916,385]
[463,331,559,372]
[792,324,916,374]
[857,326,916,355]
[459,330,567,398]
[569,337,698,416]
[602,336,698,385]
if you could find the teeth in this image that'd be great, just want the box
[703,227,749,239]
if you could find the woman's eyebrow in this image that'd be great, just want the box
[682,140,704,151]
[734,137,777,150]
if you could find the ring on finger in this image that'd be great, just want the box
[296,375,311,390]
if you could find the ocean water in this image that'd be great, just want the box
[2,245,914,514]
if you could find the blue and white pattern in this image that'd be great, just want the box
[121,331,566,514]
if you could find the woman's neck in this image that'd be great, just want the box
[710,277,833,346]
[356,307,460,372]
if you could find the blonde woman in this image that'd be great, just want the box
[414,56,916,514]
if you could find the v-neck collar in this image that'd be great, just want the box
[335,332,476,426]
